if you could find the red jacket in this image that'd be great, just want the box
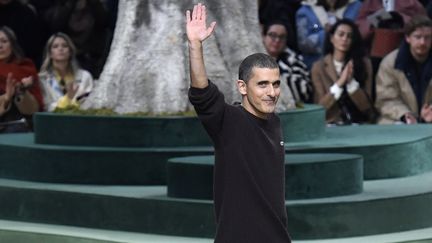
[0,58,43,110]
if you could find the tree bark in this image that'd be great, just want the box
[83,0,292,113]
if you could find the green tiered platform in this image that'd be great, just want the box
[0,133,212,184]
[0,172,431,239]
[286,124,432,179]
[167,154,363,200]
[0,103,431,242]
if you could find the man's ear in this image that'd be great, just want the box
[237,80,247,95]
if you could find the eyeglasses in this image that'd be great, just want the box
[267,32,287,42]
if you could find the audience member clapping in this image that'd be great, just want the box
[296,0,362,70]
[39,33,93,112]
[0,26,43,133]
[311,19,376,125]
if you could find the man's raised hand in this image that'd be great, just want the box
[186,3,216,43]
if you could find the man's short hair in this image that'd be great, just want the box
[404,15,432,36]
[238,53,279,82]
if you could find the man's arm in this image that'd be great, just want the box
[186,3,216,88]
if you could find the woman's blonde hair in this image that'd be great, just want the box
[40,32,80,75]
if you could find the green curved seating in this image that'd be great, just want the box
[286,124,432,179]
[33,105,326,147]
[33,112,211,147]
[279,104,326,142]
[0,103,432,241]
[0,171,431,239]
[167,154,363,200]
[0,133,212,184]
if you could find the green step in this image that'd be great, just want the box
[0,171,430,240]
[33,105,325,147]
[0,133,212,184]
[33,112,212,147]
[0,230,116,243]
[286,124,432,179]
[1,220,432,243]
[279,104,326,142]
[167,154,363,200]
[1,123,431,184]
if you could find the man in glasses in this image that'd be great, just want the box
[186,3,291,243]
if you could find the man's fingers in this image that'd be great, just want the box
[186,10,191,23]
[207,21,216,36]
[192,4,198,20]
[197,3,203,20]
[201,4,206,21]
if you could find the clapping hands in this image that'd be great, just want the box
[336,60,353,87]
[421,104,432,123]
[4,73,16,101]
[65,81,79,100]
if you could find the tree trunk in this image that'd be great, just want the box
[83,0,292,113]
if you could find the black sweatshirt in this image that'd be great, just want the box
[189,81,291,243]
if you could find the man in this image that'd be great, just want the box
[375,15,432,124]
[186,3,291,243]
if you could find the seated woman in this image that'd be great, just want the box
[0,26,43,133]
[262,21,313,106]
[39,32,93,112]
[311,19,376,125]
[296,0,362,70]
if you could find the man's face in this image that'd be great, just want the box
[237,67,281,119]
[406,26,432,61]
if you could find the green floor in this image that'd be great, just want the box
[0,220,431,243]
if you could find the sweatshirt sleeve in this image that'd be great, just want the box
[188,81,226,140]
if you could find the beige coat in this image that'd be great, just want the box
[375,50,432,124]
[311,54,374,123]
